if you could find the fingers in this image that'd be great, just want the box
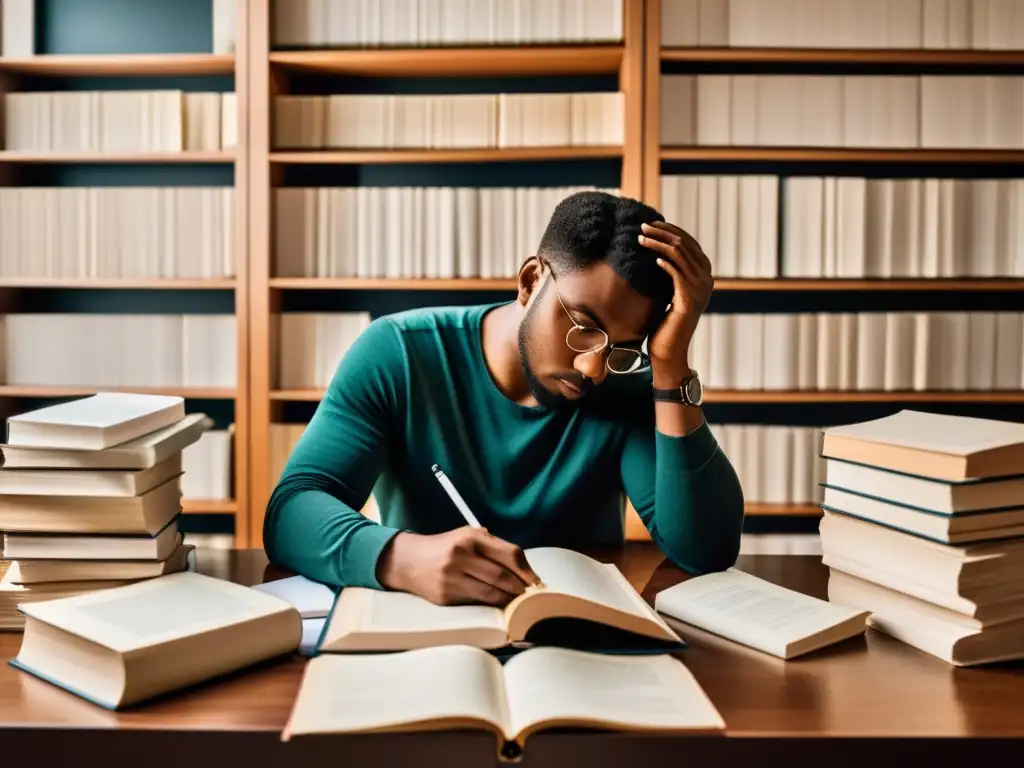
[461,555,529,600]
[644,233,701,287]
[472,530,542,587]
[641,222,713,274]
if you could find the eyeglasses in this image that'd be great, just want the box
[550,274,651,375]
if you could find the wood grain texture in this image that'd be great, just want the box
[247,0,274,549]
[269,46,623,76]
[619,0,645,199]
[660,47,1024,65]
[231,0,252,547]
[0,385,236,399]
[1,544,1022,765]
[0,151,234,164]
[0,278,236,289]
[0,54,234,75]
[642,0,662,205]
[270,147,623,163]
[660,147,1024,163]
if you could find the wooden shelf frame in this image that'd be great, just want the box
[0,53,235,76]
[0,278,237,290]
[246,0,648,547]
[0,0,251,548]
[269,45,624,76]
[660,47,1024,65]
[12,3,1024,549]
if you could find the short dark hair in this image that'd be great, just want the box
[537,190,673,311]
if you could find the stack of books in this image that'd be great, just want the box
[0,392,210,630]
[818,409,1024,666]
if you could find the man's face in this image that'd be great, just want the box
[518,260,655,409]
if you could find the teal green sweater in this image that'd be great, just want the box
[263,303,745,589]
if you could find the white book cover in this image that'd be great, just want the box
[6,393,186,450]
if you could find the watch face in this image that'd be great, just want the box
[685,376,703,405]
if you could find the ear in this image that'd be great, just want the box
[516,256,544,307]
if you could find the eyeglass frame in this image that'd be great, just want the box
[547,268,652,375]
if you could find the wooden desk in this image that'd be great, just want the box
[1,544,1023,766]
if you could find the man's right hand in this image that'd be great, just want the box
[375,527,542,607]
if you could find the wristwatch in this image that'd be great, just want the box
[652,370,704,406]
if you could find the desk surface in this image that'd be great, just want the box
[1,545,1023,766]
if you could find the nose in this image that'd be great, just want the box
[574,351,608,385]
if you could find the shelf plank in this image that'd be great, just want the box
[270,146,623,164]
[661,47,1024,65]
[705,390,1024,403]
[182,499,238,515]
[0,278,237,289]
[661,147,1024,163]
[270,389,325,402]
[712,278,1024,291]
[745,503,821,517]
[271,388,1024,404]
[0,53,235,76]
[0,151,235,164]
[270,45,623,76]
[268,277,1024,292]
[0,385,236,399]
[269,277,517,290]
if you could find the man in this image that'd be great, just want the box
[264,191,745,607]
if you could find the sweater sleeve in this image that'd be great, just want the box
[619,418,745,574]
[262,317,405,589]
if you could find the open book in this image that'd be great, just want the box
[317,547,683,654]
[653,568,869,659]
[282,645,725,761]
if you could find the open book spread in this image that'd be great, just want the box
[317,547,683,654]
[282,645,725,760]
[654,568,869,659]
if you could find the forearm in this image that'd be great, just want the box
[649,423,745,574]
[264,480,401,589]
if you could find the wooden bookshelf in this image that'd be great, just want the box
[270,147,624,164]
[660,47,1024,65]
[0,278,237,289]
[269,46,624,76]
[269,388,1024,405]
[0,151,235,164]
[659,147,1024,164]
[0,385,237,399]
[0,53,234,75]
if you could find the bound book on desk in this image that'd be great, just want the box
[316,547,684,655]
[282,645,725,762]
[9,571,302,709]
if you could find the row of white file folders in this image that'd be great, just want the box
[1,179,1021,280]
[6,310,1012,392]
[268,0,1024,50]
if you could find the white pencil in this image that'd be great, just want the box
[431,464,483,528]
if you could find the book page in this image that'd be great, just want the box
[253,575,336,619]
[363,589,506,632]
[18,572,293,653]
[503,647,724,738]
[654,568,865,657]
[284,646,510,738]
[524,547,647,617]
